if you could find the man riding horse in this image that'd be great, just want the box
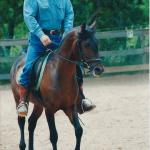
[17,0,96,117]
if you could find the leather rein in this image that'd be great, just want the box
[46,39,101,68]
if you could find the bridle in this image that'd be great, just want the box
[46,34,102,70]
[76,34,102,70]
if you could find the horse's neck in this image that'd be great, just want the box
[59,31,78,60]
[57,31,78,78]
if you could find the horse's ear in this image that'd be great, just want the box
[80,23,86,33]
[90,21,96,31]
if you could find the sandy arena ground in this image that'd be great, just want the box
[0,74,149,150]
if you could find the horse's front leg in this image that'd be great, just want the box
[28,104,43,150]
[64,107,83,150]
[18,117,26,150]
[45,110,58,150]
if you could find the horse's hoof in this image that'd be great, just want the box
[19,143,26,150]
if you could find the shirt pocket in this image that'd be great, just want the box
[39,8,50,20]
[54,2,65,21]
[38,0,50,20]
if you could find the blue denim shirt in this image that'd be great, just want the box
[24,0,74,39]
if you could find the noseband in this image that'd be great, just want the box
[76,37,102,69]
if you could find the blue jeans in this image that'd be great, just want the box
[19,33,62,87]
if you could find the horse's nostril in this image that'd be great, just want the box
[92,66,104,77]
[95,67,100,73]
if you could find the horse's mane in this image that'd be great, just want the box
[58,28,79,50]
[61,28,78,42]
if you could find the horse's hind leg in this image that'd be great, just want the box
[18,117,26,150]
[45,110,58,150]
[64,107,83,150]
[28,104,43,150]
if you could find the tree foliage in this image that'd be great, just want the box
[0,0,148,38]
[0,0,25,38]
[0,0,149,73]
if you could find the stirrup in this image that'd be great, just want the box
[17,101,28,117]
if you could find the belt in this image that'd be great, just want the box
[42,29,61,35]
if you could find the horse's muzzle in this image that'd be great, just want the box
[87,58,104,76]
[83,58,104,77]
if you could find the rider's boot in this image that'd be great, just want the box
[77,86,96,114]
[17,85,28,117]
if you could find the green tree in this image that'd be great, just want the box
[72,0,148,30]
[0,0,148,39]
[0,0,24,39]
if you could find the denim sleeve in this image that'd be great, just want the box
[23,0,44,39]
[63,0,74,33]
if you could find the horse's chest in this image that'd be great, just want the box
[55,87,77,100]
[44,85,77,104]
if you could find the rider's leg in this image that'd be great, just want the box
[17,33,62,117]
[17,42,45,117]
[76,65,96,114]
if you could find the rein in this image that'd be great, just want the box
[46,40,83,66]
[46,40,102,68]
[46,48,82,66]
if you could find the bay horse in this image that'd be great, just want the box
[10,23,103,150]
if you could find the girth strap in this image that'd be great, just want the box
[35,51,52,91]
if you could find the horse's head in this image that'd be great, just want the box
[76,22,104,76]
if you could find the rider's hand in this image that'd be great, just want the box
[40,34,52,46]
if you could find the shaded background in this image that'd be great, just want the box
[0,0,149,77]
[0,0,149,38]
